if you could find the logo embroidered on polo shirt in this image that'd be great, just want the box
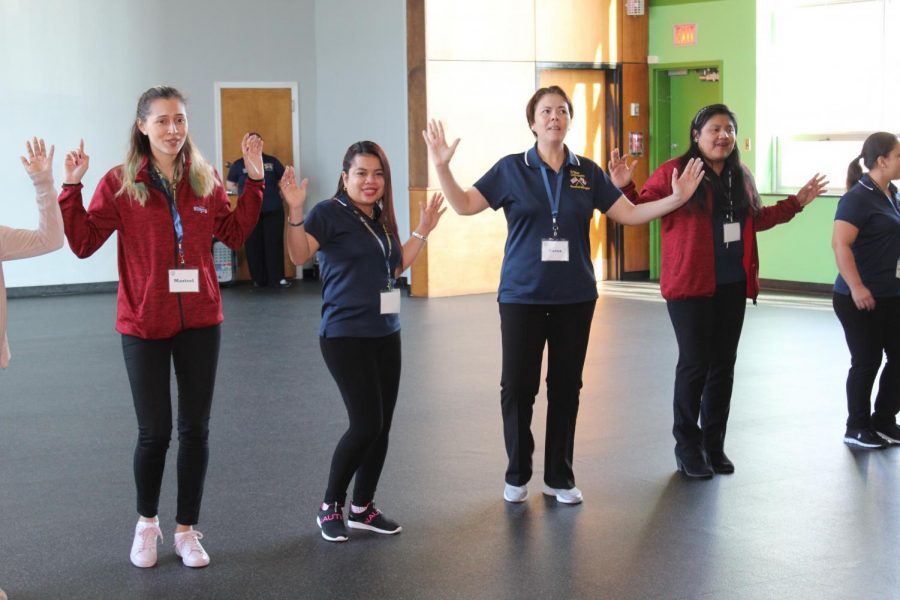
[193,205,208,214]
[569,169,590,190]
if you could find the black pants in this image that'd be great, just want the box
[121,325,220,525]
[320,332,401,506]
[666,282,746,454]
[499,300,595,489]
[246,208,285,287]
[833,293,900,431]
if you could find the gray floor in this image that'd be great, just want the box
[1,281,897,600]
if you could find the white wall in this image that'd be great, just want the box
[0,0,408,288]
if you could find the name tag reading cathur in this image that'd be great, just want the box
[169,269,200,293]
[381,289,401,314]
[723,222,741,244]
[541,238,569,262]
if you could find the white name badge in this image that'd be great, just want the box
[381,289,401,314]
[541,238,570,262]
[896,258,899,279]
[723,222,741,244]
[169,269,200,293]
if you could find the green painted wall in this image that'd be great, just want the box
[647,0,837,286]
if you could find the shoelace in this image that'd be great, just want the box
[136,525,163,552]
[176,530,205,555]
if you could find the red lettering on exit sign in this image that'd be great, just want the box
[674,24,697,46]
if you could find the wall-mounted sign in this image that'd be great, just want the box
[626,0,645,16]
[673,24,697,47]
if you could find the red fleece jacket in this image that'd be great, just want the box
[59,161,262,339]
[627,158,802,301]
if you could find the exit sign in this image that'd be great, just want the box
[673,24,697,46]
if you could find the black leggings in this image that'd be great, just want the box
[121,325,220,525]
[666,282,746,454]
[833,293,900,430]
[319,332,401,506]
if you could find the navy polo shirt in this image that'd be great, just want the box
[304,194,402,337]
[226,153,285,213]
[474,145,622,304]
[834,174,900,297]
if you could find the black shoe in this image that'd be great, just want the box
[843,429,887,449]
[706,450,734,474]
[873,423,900,445]
[317,502,349,542]
[347,503,402,535]
[675,449,714,478]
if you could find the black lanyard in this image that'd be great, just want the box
[539,163,564,238]
[150,166,186,266]
[334,197,395,290]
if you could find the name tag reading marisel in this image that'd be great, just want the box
[169,269,200,293]
[723,222,741,244]
[381,289,401,314]
[541,238,569,262]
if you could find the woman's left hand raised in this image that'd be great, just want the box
[796,173,829,207]
[608,148,636,188]
[242,133,265,180]
[417,192,447,236]
[20,137,54,177]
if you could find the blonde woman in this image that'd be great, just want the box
[59,86,264,568]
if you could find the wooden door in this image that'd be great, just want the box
[537,69,610,281]
[219,87,295,280]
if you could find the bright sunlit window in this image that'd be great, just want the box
[757,0,900,193]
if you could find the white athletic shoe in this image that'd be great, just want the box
[130,519,163,568]
[503,483,528,503]
[174,529,210,568]
[543,484,583,504]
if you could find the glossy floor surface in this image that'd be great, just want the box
[1,282,897,599]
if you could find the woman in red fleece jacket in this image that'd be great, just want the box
[629,104,827,478]
[58,86,264,569]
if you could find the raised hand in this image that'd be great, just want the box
[796,173,829,207]
[20,137,55,177]
[417,192,447,236]
[242,133,264,180]
[608,148,636,188]
[670,157,705,206]
[279,166,309,211]
[63,139,90,184]
[422,119,460,168]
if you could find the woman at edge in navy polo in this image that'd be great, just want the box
[422,86,704,505]
[279,141,445,542]
[630,104,828,478]
[833,132,900,450]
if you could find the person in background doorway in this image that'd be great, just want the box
[422,85,704,506]
[226,134,290,288]
[58,86,263,569]
[0,137,66,600]
[832,132,900,449]
[280,140,445,542]
[628,104,828,477]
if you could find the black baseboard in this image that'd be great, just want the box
[621,270,651,281]
[758,279,831,296]
[7,281,118,299]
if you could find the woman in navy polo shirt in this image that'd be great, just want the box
[280,141,445,541]
[833,132,900,449]
[631,104,827,478]
[422,86,704,505]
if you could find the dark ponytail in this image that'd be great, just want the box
[847,132,899,191]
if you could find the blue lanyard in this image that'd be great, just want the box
[335,197,395,290]
[150,167,186,266]
[540,163,564,238]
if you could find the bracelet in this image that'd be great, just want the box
[287,218,305,227]
[412,231,428,242]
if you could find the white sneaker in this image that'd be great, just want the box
[543,484,583,504]
[174,530,210,568]
[503,483,528,503]
[130,519,163,568]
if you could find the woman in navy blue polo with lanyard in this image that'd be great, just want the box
[833,132,900,449]
[423,86,704,505]
[280,141,445,541]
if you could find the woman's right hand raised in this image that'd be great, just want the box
[670,157,705,206]
[422,119,460,168]
[64,139,90,184]
[279,166,309,211]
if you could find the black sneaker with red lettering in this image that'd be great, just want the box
[347,503,402,535]
[316,502,349,542]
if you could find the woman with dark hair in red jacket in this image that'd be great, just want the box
[627,104,827,478]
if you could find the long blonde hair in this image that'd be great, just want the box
[117,86,217,205]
